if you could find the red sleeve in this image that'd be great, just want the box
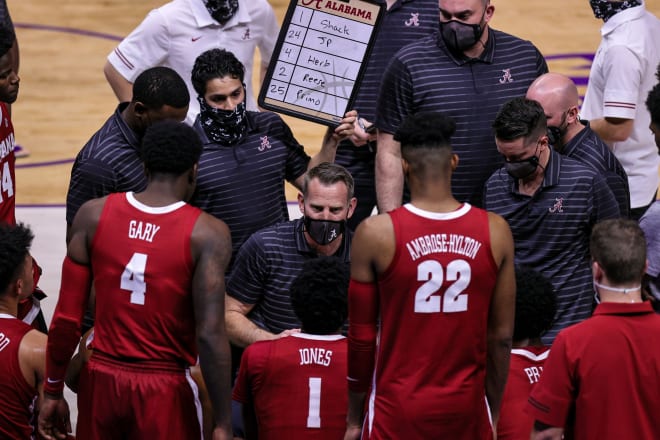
[232,341,271,403]
[44,256,92,396]
[347,278,379,393]
[526,334,575,427]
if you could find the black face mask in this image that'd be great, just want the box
[504,143,541,180]
[204,0,239,25]
[547,111,568,147]
[198,93,248,146]
[303,217,345,246]
[439,7,486,53]
[589,0,640,22]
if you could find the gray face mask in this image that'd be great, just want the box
[504,155,539,179]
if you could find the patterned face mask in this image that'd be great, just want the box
[588,0,640,21]
[203,0,239,24]
[198,93,248,146]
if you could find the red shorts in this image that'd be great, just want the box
[76,353,202,440]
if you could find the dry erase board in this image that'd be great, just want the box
[259,0,384,126]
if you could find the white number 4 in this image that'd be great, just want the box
[414,259,471,313]
[120,253,147,305]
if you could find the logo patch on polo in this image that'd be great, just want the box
[242,28,251,40]
[548,197,564,213]
[259,136,272,151]
[499,69,513,84]
[405,12,420,27]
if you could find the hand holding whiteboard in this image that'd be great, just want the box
[259,0,385,126]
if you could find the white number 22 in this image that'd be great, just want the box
[120,253,147,305]
[414,259,471,313]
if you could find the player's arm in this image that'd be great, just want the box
[191,213,234,440]
[345,216,389,438]
[39,199,100,440]
[589,117,634,144]
[375,131,403,213]
[103,61,133,103]
[485,212,516,426]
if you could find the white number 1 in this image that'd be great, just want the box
[120,253,147,305]
[307,377,322,428]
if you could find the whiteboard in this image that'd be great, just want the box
[258,0,385,127]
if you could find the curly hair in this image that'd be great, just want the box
[0,223,34,294]
[191,49,245,96]
[133,67,189,110]
[646,63,660,126]
[141,120,203,176]
[513,266,557,341]
[290,256,349,335]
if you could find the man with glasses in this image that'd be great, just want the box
[484,97,620,343]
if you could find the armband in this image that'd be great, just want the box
[347,279,378,393]
[44,257,92,396]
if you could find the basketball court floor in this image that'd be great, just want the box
[8,0,660,431]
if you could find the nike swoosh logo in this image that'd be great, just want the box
[46,378,62,384]
[191,36,202,42]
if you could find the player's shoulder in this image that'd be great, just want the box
[355,212,393,238]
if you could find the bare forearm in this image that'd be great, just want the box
[589,117,633,144]
[375,150,404,213]
[346,390,366,429]
[486,337,512,423]
[198,334,233,433]
[226,311,275,348]
[103,61,133,102]
[309,129,340,168]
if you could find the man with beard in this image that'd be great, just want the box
[189,49,356,268]
[526,72,630,217]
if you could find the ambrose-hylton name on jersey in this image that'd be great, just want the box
[406,234,483,261]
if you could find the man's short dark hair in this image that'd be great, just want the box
[0,223,34,294]
[394,112,456,153]
[493,97,547,142]
[646,63,660,126]
[0,25,15,59]
[591,219,647,284]
[191,49,245,96]
[290,256,349,335]
[513,266,557,341]
[132,67,189,110]
[141,120,203,176]
[302,162,354,200]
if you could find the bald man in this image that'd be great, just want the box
[526,73,630,217]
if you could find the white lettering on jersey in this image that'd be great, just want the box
[406,233,482,261]
[0,131,14,160]
[128,220,160,243]
[0,332,10,352]
[524,366,543,384]
[299,348,333,367]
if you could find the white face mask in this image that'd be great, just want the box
[592,279,641,304]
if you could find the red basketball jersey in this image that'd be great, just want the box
[0,315,37,439]
[90,192,202,365]
[367,203,497,439]
[233,333,347,440]
[498,346,550,440]
[0,102,15,225]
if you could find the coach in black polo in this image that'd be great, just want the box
[484,98,620,344]
[375,0,547,212]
